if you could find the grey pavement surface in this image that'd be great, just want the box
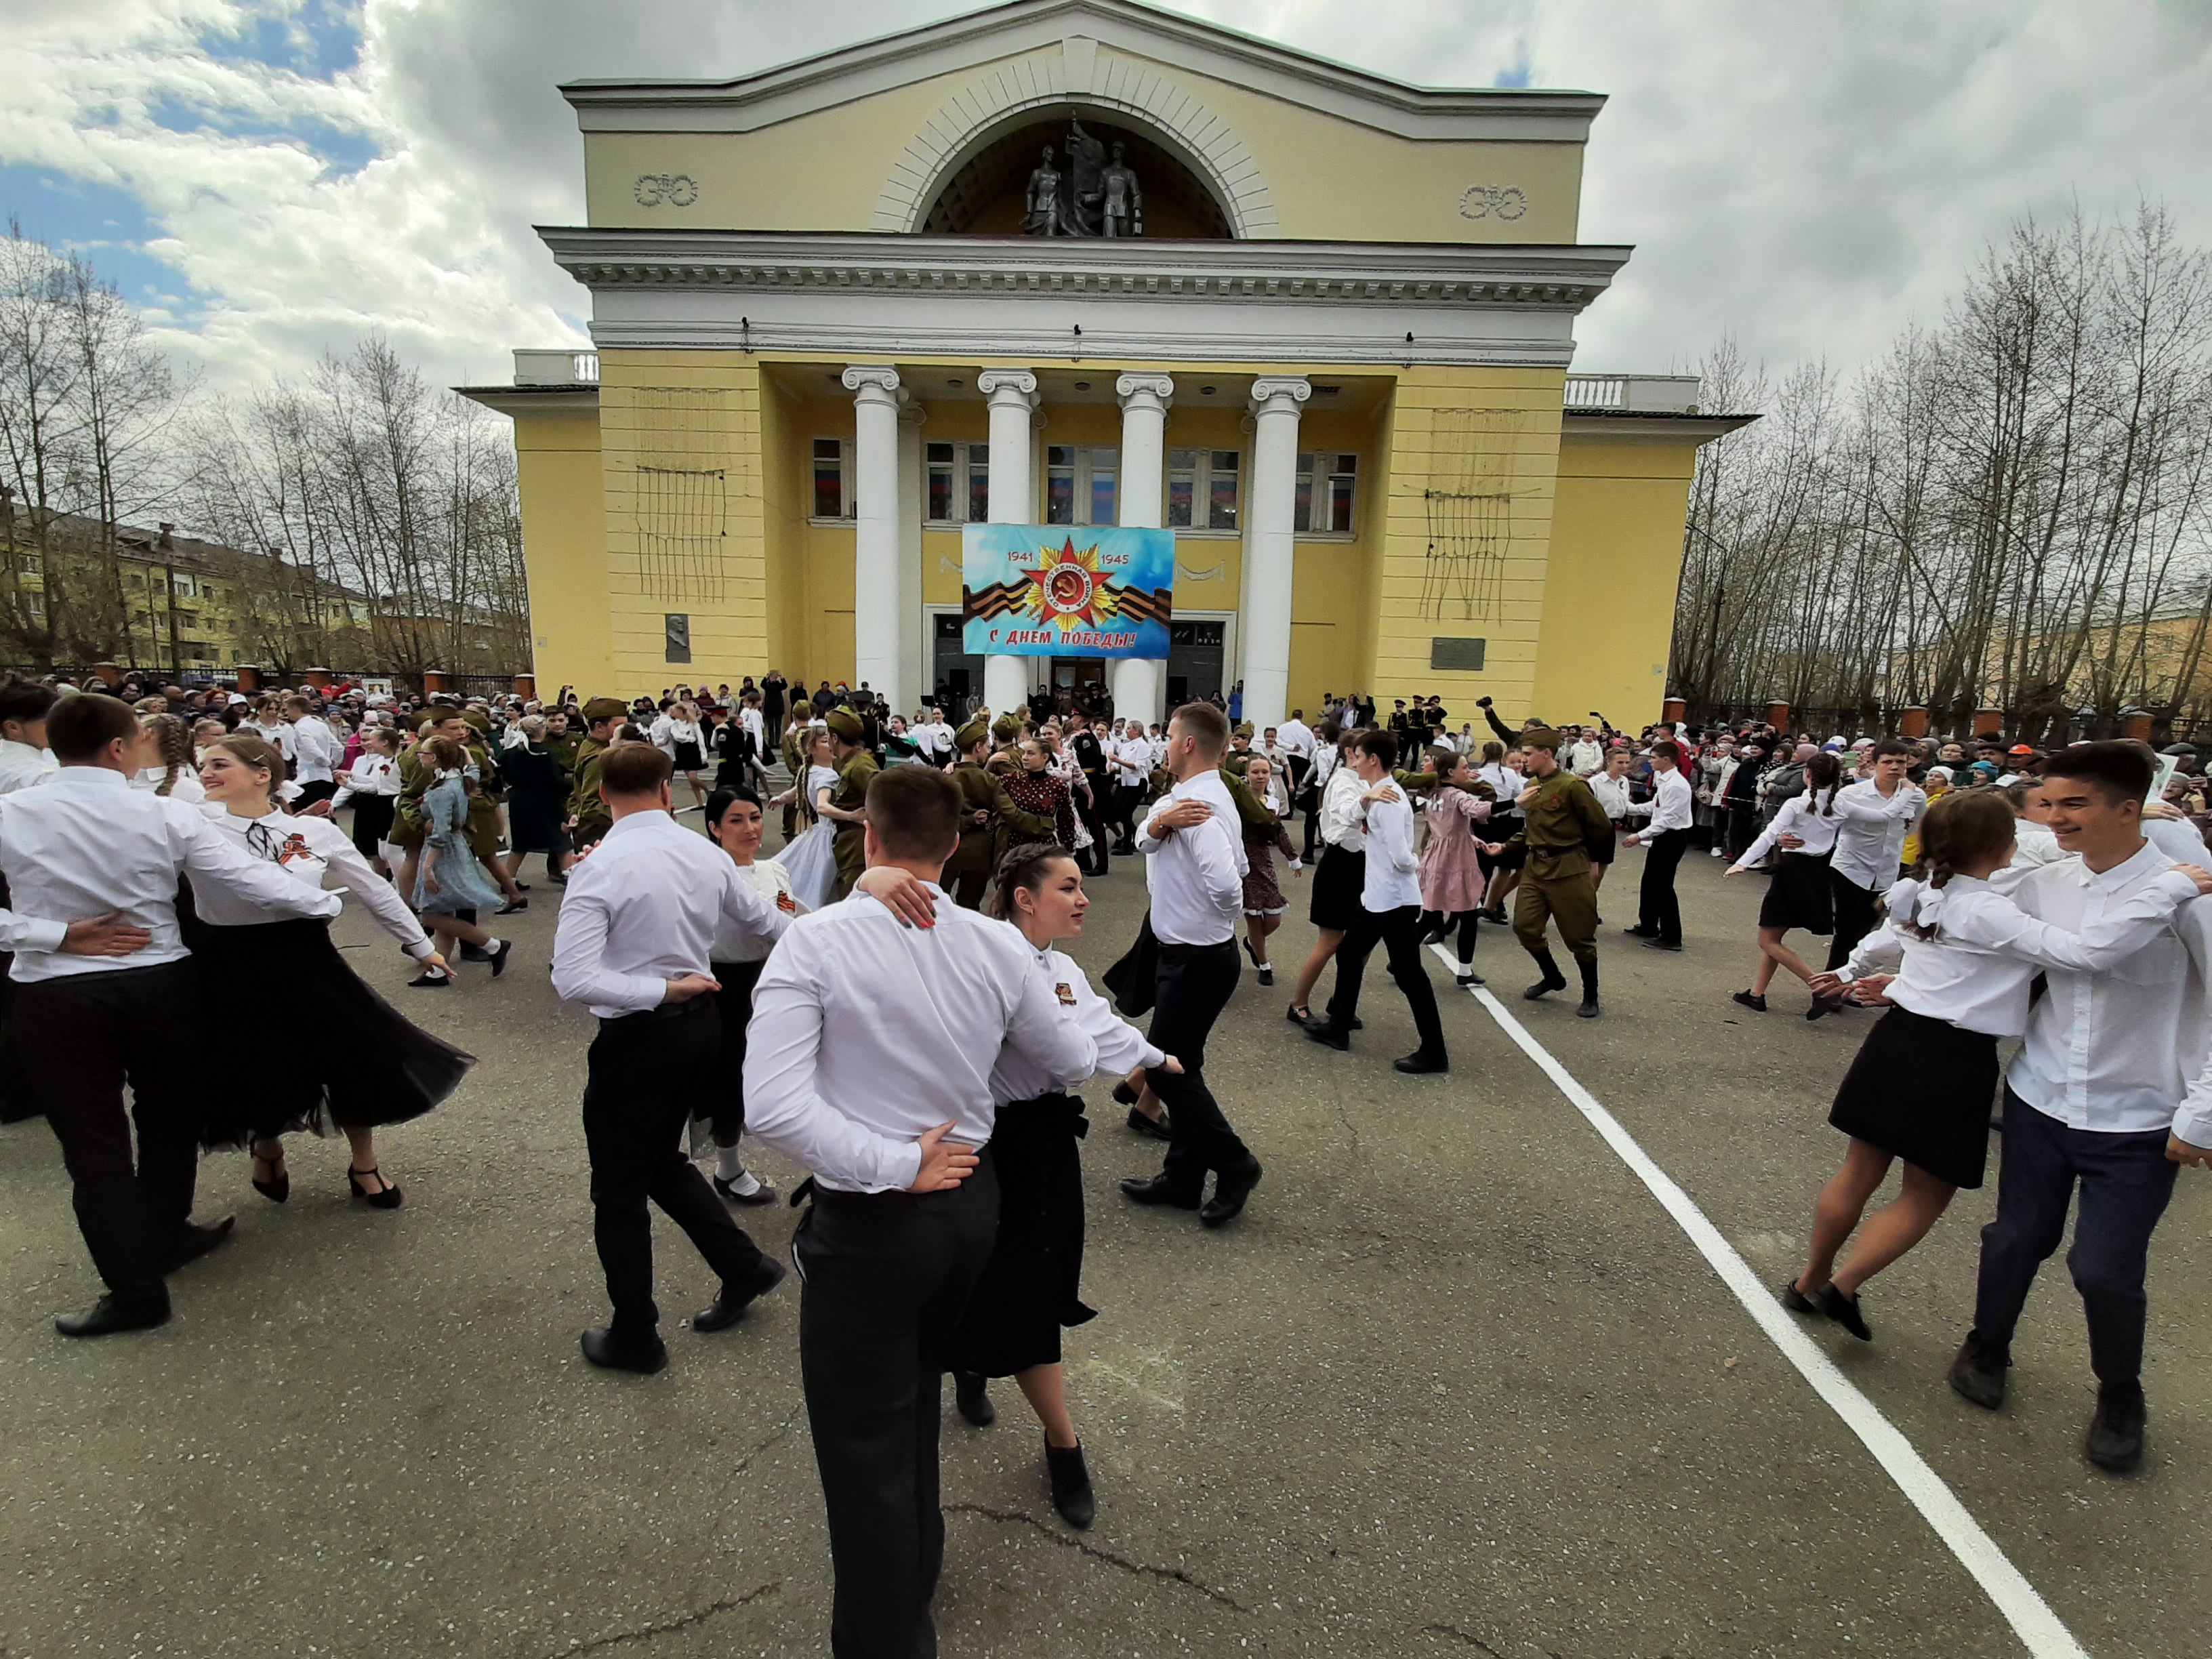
[2,827,2207,1658]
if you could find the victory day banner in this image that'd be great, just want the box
[960,525,1174,659]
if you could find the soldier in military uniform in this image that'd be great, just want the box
[564,697,626,852]
[822,708,879,899]
[544,708,583,776]
[943,717,1056,909]
[985,714,1024,780]
[1481,727,1611,1017]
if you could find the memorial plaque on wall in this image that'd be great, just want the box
[960,526,1173,658]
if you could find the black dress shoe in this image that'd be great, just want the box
[170,1214,235,1271]
[1814,1283,1872,1341]
[1111,1080,1141,1106]
[56,1291,171,1338]
[1200,1158,1262,1229]
[1732,989,1768,1012]
[712,1171,779,1206]
[1946,1333,2009,1410]
[1779,1278,1818,1314]
[580,1327,668,1374]
[1120,1173,1202,1210]
[1124,1107,1172,1142]
[1303,1019,1350,1051]
[1393,1050,1448,1074]
[2085,1385,2146,1473]
[487,939,514,978]
[695,1256,787,1332]
[250,1149,289,1204]
[1641,937,1683,952]
[1807,993,1845,1021]
[1046,1437,1095,1529]
[954,1370,996,1426]
[495,897,528,916]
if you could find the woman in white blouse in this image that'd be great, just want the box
[649,699,709,813]
[947,842,1181,1531]
[319,726,404,876]
[1723,752,1845,1014]
[132,713,206,803]
[699,785,800,1207]
[767,727,840,911]
[196,734,474,1210]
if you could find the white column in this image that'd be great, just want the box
[842,365,901,703]
[977,367,1038,717]
[1113,371,1173,726]
[1241,375,1311,733]
[895,402,926,716]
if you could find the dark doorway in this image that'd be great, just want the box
[1166,621,1224,707]
[933,613,982,712]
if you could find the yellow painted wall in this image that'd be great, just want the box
[1365,367,1566,710]
[1535,435,1696,729]
[1286,405,1378,712]
[585,44,1582,243]
[512,406,611,696]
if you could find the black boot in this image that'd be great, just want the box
[1046,1437,1095,1529]
[1523,951,1568,1000]
[954,1370,996,1427]
[1576,958,1600,1019]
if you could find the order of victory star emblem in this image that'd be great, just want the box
[1021,537,1122,632]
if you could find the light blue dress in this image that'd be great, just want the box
[413,775,504,916]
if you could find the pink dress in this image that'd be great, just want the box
[1418,786,1492,913]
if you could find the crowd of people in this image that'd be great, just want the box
[3,662,2211,1658]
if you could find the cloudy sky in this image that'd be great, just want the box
[5,0,2209,397]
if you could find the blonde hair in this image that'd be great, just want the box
[208,733,286,802]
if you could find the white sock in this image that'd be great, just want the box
[481,935,504,952]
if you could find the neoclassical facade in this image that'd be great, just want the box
[464,0,1746,731]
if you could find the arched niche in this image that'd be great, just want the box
[922,111,1232,239]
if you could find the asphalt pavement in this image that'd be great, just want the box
[1,826,2205,1658]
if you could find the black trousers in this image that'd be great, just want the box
[1110,781,1144,847]
[18,960,205,1300]
[1076,779,1109,874]
[1328,903,1446,1057]
[1972,1090,2179,1390]
[1637,828,1687,945]
[581,998,766,1340]
[1824,871,1881,970]
[1147,937,1250,1195]
[795,1166,999,1659]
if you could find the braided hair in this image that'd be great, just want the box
[984,841,1077,922]
[1896,788,2016,938]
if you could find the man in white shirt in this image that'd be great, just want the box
[1301,729,1447,1070]
[1622,739,1695,949]
[1276,708,1315,815]
[1118,701,1264,1225]
[1948,742,2212,1473]
[1822,739,1926,973]
[0,693,346,1337]
[550,741,799,1374]
[0,682,59,1124]
[743,764,1094,1659]
[281,694,344,806]
[1108,720,1153,855]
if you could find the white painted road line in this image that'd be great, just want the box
[1427,942,2090,1659]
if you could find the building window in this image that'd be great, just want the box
[925,441,990,524]
[1044,446,1118,527]
[1296,453,1359,534]
[812,438,853,520]
[664,613,691,664]
[172,573,196,598]
[24,593,45,622]
[18,553,41,575]
[1167,449,1239,531]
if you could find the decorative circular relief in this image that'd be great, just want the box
[1459,184,1528,222]
[634,174,699,208]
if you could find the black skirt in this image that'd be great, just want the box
[673,739,704,771]
[699,958,766,1141]
[1827,1004,1996,1188]
[507,787,568,856]
[1760,851,1835,933]
[348,794,396,861]
[192,917,477,1144]
[1309,843,1368,932]
[1589,819,1622,867]
[946,1091,1094,1378]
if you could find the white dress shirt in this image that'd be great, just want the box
[1839,870,2198,1038]
[0,766,340,981]
[0,738,57,796]
[1315,762,1368,852]
[745,888,1097,1191]
[1626,766,1694,835]
[285,716,343,785]
[332,752,401,808]
[2002,840,2212,1136]
[1732,790,1842,867]
[1113,735,1153,787]
[1134,769,1247,945]
[1986,816,2071,897]
[1830,778,1927,890]
[989,943,1164,1104]
[2143,813,2209,863]
[649,715,702,761]
[1584,772,1633,821]
[1275,718,1314,762]
[194,805,432,957]
[550,809,790,1018]
[1359,786,1422,912]
[130,765,207,804]
[741,705,768,753]
[711,857,797,964]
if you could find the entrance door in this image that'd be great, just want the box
[931,613,982,712]
[1166,621,1225,707]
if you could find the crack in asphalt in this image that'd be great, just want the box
[712,1400,804,1504]
[944,1502,1251,1611]
[552,1580,781,1654]
[1421,1624,1504,1656]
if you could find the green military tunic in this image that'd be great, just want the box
[828,746,879,899]
[1501,766,1611,964]
[392,735,502,860]
[565,736,611,847]
[943,760,1054,909]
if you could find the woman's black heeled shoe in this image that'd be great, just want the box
[954,1370,994,1426]
[1046,1437,1095,1530]
[250,1143,289,1204]
[348,1166,405,1210]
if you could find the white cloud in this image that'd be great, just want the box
[3,0,2209,398]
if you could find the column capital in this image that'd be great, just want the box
[1248,375,1311,414]
[841,364,901,403]
[1115,371,1175,411]
[977,367,1038,405]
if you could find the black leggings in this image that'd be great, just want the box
[1420,909,1483,964]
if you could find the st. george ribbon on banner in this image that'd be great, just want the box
[960,525,1173,658]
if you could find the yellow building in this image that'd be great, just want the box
[462,0,1748,731]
